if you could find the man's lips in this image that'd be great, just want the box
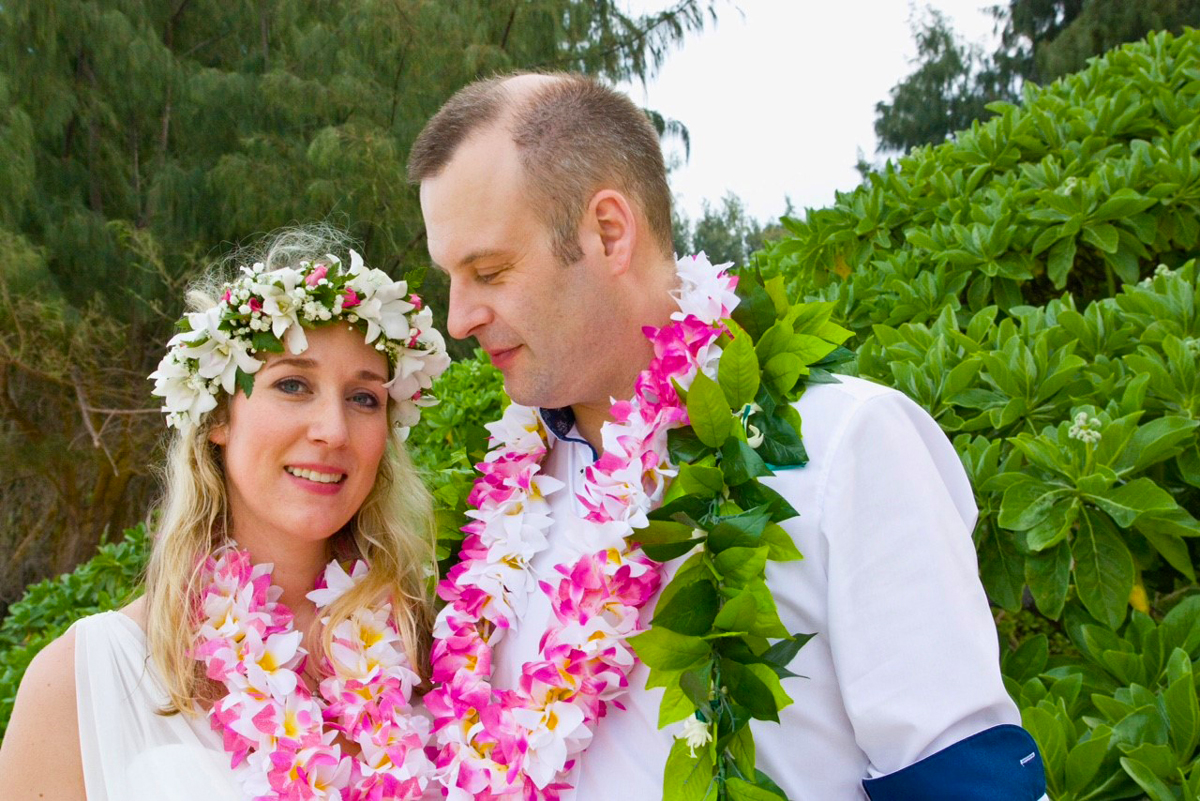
[486,346,520,369]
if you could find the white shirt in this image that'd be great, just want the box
[491,375,1020,800]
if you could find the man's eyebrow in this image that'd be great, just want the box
[439,249,508,271]
[265,357,387,383]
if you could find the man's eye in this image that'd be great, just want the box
[475,271,497,284]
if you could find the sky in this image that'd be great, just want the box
[618,1,1002,223]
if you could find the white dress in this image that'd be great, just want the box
[73,610,243,801]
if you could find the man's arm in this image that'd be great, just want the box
[817,388,1046,798]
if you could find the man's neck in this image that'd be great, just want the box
[561,249,681,453]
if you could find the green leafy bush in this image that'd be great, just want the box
[760,28,1200,799]
[0,523,148,739]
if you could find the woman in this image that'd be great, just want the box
[0,228,451,800]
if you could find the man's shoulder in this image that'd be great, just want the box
[794,374,914,427]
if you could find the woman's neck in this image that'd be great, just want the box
[230,531,331,616]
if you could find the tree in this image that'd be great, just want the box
[874,0,1200,154]
[674,192,785,267]
[874,8,996,153]
[0,0,718,609]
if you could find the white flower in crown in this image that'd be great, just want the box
[252,266,310,353]
[148,352,220,429]
[671,252,740,324]
[150,248,450,433]
[177,306,264,395]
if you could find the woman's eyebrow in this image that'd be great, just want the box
[265,357,387,383]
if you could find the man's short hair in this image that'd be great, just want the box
[407,72,674,265]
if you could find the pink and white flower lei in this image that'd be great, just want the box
[426,254,739,800]
[193,548,435,800]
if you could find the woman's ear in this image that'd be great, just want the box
[209,422,228,447]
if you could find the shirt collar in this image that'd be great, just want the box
[539,406,598,461]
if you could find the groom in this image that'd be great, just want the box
[409,72,1046,800]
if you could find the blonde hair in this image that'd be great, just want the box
[144,227,437,715]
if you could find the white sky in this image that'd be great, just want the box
[619,1,1001,223]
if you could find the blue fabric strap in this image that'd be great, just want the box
[862,724,1046,801]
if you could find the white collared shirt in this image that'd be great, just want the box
[491,375,1021,800]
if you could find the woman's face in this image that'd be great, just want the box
[210,323,391,553]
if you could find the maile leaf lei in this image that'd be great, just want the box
[430,256,853,801]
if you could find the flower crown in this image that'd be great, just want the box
[149,250,451,439]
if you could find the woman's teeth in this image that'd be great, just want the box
[286,467,344,484]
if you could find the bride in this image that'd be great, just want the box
[0,228,450,800]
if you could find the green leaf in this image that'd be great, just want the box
[764,353,803,396]
[1120,757,1177,801]
[743,662,794,713]
[727,726,756,781]
[719,333,760,410]
[998,479,1071,531]
[707,507,773,552]
[714,590,757,633]
[1082,222,1119,253]
[1113,416,1199,477]
[663,737,716,801]
[1047,236,1076,288]
[760,632,815,675]
[653,580,720,636]
[732,277,776,342]
[720,658,780,722]
[713,546,770,588]
[1136,524,1196,581]
[1064,727,1111,794]
[721,438,773,487]
[1073,509,1135,630]
[251,330,284,353]
[759,523,802,562]
[1026,541,1071,619]
[1086,478,1177,528]
[1025,500,1079,552]
[642,538,705,562]
[668,428,713,464]
[678,463,727,498]
[631,627,712,671]
[634,519,699,545]
[658,680,699,728]
[730,480,799,523]
[726,777,786,801]
[687,372,733,448]
[235,366,256,398]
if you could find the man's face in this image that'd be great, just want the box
[420,126,617,410]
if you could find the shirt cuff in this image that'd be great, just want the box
[862,724,1046,800]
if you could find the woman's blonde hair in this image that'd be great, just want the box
[144,226,437,714]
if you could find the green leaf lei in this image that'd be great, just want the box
[630,271,854,800]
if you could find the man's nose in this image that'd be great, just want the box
[446,278,491,340]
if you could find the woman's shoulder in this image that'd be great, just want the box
[0,626,86,798]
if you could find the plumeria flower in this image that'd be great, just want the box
[671,253,740,323]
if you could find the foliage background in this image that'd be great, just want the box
[0,0,714,612]
[4,4,1200,798]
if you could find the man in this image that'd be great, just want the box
[409,72,1046,800]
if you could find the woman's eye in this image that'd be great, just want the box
[275,378,308,394]
[351,391,381,408]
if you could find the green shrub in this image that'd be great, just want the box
[760,29,1200,799]
[763,30,1200,327]
[0,523,147,739]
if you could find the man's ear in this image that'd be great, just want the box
[585,189,637,274]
